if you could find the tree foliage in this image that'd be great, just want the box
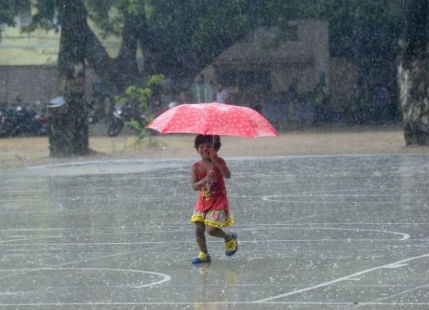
[114,74,163,143]
[0,0,30,38]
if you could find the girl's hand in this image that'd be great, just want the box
[206,170,216,183]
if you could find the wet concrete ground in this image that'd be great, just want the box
[0,154,428,309]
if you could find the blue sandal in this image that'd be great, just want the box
[224,233,238,256]
[192,252,211,264]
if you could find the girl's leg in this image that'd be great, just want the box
[206,226,229,239]
[195,222,208,254]
[207,226,238,256]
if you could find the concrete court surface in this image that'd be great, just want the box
[0,153,428,309]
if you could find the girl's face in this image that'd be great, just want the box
[197,142,214,160]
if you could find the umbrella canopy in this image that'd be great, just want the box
[146,102,278,138]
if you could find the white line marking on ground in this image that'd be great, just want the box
[253,253,429,303]
[0,243,174,288]
[0,267,171,289]
[242,226,410,240]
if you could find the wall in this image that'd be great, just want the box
[0,65,98,106]
[0,66,58,105]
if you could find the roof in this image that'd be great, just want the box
[213,21,327,66]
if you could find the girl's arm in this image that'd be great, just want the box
[191,164,215,191]
[211,156,231,179]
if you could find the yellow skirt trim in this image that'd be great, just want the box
[191,211,234,228]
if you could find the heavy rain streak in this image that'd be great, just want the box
[0,1,428,309]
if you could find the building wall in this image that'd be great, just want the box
[270,62,317,93]
[0,65,98,106]
[0,66,58,105]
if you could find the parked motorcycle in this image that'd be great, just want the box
[0,108,12,137]
[31,108,50,136]
[0,105,49,137]
[107,101,147,136]
[2,105,29,136]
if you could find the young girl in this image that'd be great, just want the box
[190,134,238,264]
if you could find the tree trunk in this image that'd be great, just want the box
[84,12,141,94]
[49,0,89,157]
[398,0,429,145]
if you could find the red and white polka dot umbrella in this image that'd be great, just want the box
[146,102,278,137]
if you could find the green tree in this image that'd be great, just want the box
[7,0,147,156]
[2,0,92,156]
[113,74,163,141]
[25,0,143,93]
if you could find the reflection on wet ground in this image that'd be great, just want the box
[0,154,428,309]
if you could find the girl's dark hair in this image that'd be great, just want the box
[194,135,221,151]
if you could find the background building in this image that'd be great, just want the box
[198,20,357,125]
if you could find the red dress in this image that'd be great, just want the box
[191,161,233,228]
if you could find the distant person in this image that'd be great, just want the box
[190,134,238,264]
[216,86,228,103]
[191,75,203,103]
[313,81,325,123]
[286,82,298,120]
[371,86,392,121]
[313,73,328,124]
[191,74,215,103]
[205,79,215,102]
